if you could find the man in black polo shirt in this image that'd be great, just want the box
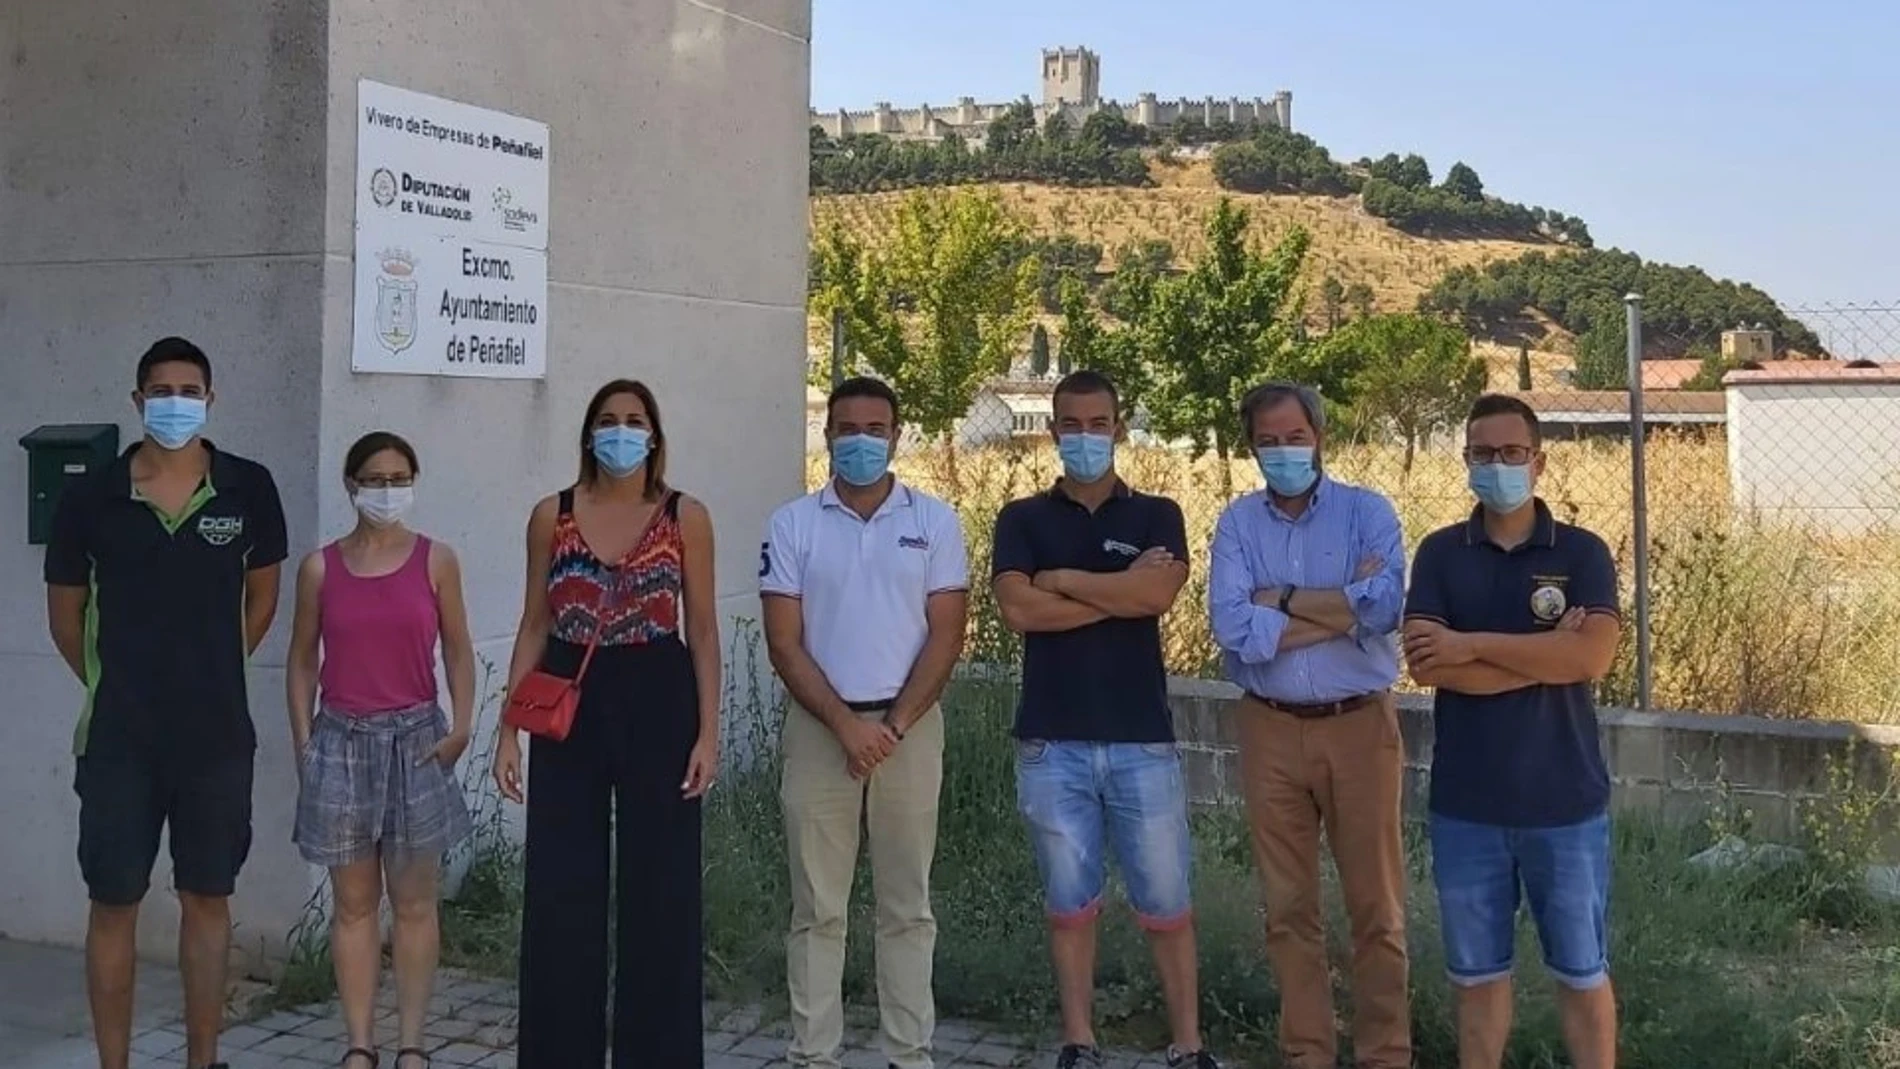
[991,371,1219,1069]
[1402,394,1621,1069]
[44,337,288,1069]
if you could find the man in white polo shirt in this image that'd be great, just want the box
[761,376,970,1069]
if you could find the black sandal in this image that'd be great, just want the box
[395,1048,431,1068]
[342,1050,378,1069]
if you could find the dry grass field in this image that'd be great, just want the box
[806,437,1900,724]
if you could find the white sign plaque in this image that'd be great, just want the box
[352,80,551,378]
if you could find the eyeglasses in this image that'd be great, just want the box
[354,475,415,489]
[1464,445,1538,465]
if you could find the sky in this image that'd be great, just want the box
[811,0,1897,310]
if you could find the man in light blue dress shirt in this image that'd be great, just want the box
[1206,382,1411,1069]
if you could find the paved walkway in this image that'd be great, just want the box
[0,941,1172,1068]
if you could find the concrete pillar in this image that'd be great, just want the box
[0,0,809,964]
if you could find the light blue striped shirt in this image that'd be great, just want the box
[1207,476,1406,703]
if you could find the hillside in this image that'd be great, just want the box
[810,157,1574,389]
[811,157,1548,319]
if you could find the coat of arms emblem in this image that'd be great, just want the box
[374,249,419,354]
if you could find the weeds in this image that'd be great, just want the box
[409,668,1900,1067]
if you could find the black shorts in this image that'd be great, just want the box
[74,752,254,906]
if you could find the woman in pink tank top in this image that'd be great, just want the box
[285,432,477,1069]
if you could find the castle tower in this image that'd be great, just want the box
[1041,46,1100,108]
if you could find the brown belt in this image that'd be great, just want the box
[1245,690,1383,720]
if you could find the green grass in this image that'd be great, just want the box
[694,679,1900,1067]
[282,666,1900,1066]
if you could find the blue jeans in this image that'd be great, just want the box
[1015,740,1193,929]
[1429,812,1612,990]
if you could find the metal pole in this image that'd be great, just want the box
[829,306,846,389]
[1624,293,1653,711]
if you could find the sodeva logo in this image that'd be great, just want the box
[492,187,540,234]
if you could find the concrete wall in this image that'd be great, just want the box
[0,0,331,961]
[0,0,810,961]
[1167,678,1900,854]
[1725,373,1900,533]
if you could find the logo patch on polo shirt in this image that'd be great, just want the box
[1530,575,1569,622]
[897,535,930,551]
[197,514,245,547]
[1102,539,1139,558]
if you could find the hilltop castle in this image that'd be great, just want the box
[810,47,1292,144]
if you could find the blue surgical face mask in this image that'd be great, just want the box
[1057,432,1114,484]
[1468,463,1535,513]
[1255,445,1318,497]
[831,433,891,487]
[141,395,207,451]
[592,425,651,479]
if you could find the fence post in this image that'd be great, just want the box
[1624,293,1653,711]
[829,306,846,389]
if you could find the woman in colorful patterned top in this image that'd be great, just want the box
[285,431,477,1069]
[493,379,722,1068]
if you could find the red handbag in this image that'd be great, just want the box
[501,630,600,742]
[504,568,617,742]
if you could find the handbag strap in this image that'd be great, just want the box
[563,490,678,688]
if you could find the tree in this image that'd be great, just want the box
[828,189,1041,445]
[1042,112,1072,143]
[1442,161,1485,203]
[1080,109,1139,148]
[1516,345,1533,390]
[1572,319,1628,390]
[1139,199,1320,496]
[1331,314,1487,472]
[807,223,893,385]
[1055,273,1147,410]
[1320,274,1347,332]
[1345,281,1376,320]
[986,102,1036,155]
[1030,324,1051,378]
[1211,143,1275,194]
[1099,240,1170,322]
[1682,349,1734,391]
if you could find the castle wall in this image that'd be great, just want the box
[811,95,1289,142]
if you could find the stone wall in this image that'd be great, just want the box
[1168,678,1900,853]
[810,92,1292,143]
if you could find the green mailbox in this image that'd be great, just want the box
[18,424,119,545]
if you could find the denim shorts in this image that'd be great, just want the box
[1015,739,1193,930]
[1429,812,1612,990]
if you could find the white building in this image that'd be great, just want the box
[1725,364,1900,533]
[1,1,809,963]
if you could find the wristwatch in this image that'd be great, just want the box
[1278,586,1298,615]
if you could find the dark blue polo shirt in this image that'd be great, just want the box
[1403,501,1618,828]
[991,481,1188,743]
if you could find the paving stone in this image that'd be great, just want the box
[129,1027,187,1057]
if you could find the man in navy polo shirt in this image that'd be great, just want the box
[44,337,288,1069]
[991,371,1219,1069]
[1403,393,1621,1069]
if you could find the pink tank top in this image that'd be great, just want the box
[318,535,440,715]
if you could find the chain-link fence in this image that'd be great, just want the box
[803,301,1900,724]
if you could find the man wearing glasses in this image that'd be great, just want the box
[1401,394,1622,1069]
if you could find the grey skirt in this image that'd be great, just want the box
[293,702,472,868]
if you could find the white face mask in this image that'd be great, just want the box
[353,486,414,527]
